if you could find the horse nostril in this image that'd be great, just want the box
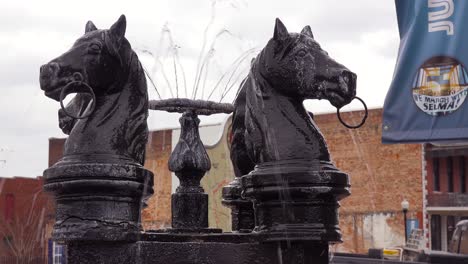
[49,62,59,72]
[342,70,356,86]
[40,62,60,77]
[73,72,84,82]
[342,74,349,84]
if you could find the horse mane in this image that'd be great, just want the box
[122,47,148,165]
[230,76,255,177]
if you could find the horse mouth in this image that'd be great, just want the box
[41,79,74,101]
[317,81,352,108]
[327,90,348,108]
[320,76,355,108]
[44,86,63,101]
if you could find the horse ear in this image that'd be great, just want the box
[273,18,289,41]
[110,15,127,45]
[301,25,314,39]
[85,21,97,33]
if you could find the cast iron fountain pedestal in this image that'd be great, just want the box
[39,16,360,264]
[164,110,221,233]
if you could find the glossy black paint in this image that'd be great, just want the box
[40,16,360,264]
[167,111,220,233]
[221,177,256,232]
[40,15,153,242]
[222,75,256,231]
[235,18,356,165]
[40,15,149,165]
[227,18,354,243]
[66,234,329,264]
[149,98,234,115]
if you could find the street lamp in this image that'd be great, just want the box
[401,199,410,244]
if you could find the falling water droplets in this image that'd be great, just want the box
[135,1,257,103]
[329,243,338,263]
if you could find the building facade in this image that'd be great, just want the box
[314,108,423,253]
[423,143,468,251]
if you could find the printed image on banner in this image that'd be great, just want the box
[412,56,468,116]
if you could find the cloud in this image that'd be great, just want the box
[0,0,400,177]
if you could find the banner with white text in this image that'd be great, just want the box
[382,0,468,143]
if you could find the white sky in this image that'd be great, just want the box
[0,0,399,177]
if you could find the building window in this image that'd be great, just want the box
[433,158,440,191]
[431,214,442,250]
[447,216,456,249]
[447,157,454,192]
[53,242,66,264]
[4,193,14,221]
[461,156,466,193]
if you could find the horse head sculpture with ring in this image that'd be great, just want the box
[228,18,362,242]
[38,15,153,242]
[39,15,149,165]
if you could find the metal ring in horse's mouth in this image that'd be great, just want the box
[59,81,96,119]
[336,96,368,129]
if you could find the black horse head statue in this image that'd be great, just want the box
[39,15,148,165]
[231,18,357,173]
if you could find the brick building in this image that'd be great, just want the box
[0,176,54,263]
[314,108,423,253]
[48,108,424,254]
[423,143,468,251]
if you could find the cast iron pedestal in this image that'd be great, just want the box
[43,156,154,242]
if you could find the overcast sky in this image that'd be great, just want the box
[0,0,399,177]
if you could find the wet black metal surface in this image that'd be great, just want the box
[41,16,363,264]
[222,74,256,232]
[167,111,221,233]
[40,15,154,242]
[66,234,329,264]
[40,15,149,165]
[221,177,256,232]
[225,18,355,243]
[149,98,234,115]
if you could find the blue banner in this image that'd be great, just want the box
[382,0,468,143]
[407,219,419,240]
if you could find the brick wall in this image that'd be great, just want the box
[48,138,65,167]
[314,108,423,252]
[0,177,54,260]
[141,130,172,230]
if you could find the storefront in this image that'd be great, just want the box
[424,143,468,251]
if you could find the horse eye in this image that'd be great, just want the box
[88,43,101,54]
[297,50,307,57]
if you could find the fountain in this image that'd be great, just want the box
[40,15,367,264]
